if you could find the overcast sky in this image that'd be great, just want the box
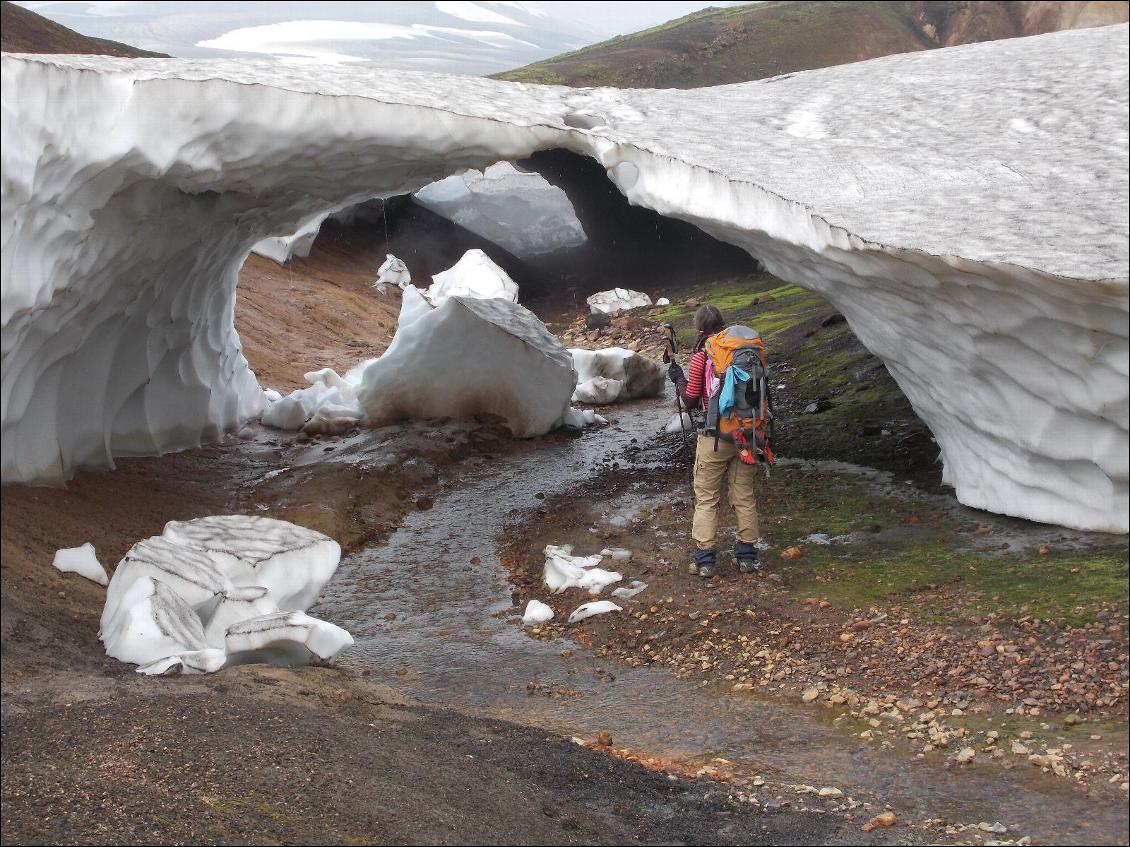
[15,1,757,73]
[19,1,755,40]
[527,1,752,37]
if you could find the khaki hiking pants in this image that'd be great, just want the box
[691,434,760,550]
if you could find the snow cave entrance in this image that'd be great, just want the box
[236,149,762,393]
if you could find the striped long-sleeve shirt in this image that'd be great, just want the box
[677,350,709,410]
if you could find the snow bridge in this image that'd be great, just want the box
[1,25,1127,532]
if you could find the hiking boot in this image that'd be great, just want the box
[738,557,763,574]
[687,561,699,576]
[693,548,716,579]
[735,541,762,574]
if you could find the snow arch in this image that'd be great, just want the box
[2,25,1127,532]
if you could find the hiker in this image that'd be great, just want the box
[667,305,772,578]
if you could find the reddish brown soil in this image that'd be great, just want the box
[236,225,401,391]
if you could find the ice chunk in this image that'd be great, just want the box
[161,515,342,612]
[586,288,652,315]
[376,253,411,289]
[570,348,665,405]
[100,576,211,667]
[414,162,586,258]
[560,406,604,429]
[224,611,354,666]
[52,542,107,585]
[543,545,622,595]
[522,599,554,625]
[610,580,648,599]
[202,585,279,649]
[426,249,518,306]
[568,600,622,623]
[664,411,696,434]
[359,295,576,437]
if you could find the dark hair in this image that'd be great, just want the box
[693,305,725,351]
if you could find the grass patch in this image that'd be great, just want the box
[754,467,1129,628]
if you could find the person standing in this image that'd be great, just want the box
[667,306,763,578]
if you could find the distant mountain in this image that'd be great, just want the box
[9,1,602,74]
[1,1,166,56]
[495,0,1130,88]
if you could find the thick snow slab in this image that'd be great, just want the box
[53,542,108,585]
[2,26,1127,530]
[426,249,519,306]
[359,294,576,436]
[570,347,665,405]
[414,161,586,258]
[586,288,653,315]
[97,516,348,674]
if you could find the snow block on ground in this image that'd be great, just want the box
[224,611,354,666]
[543,545,622,595]
[586,289,653,315]
[162,515,342,612]
[570,347,665,405]
[97,515,348,674]
[376,253,411,290]
[426,249,519,306]
[53,542,108,585]
[568,600,622,623]
[522,599,554,625]
[359,295,576,437]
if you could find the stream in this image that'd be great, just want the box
[320,391,1126,845]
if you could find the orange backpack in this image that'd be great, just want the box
[704,326,775,466]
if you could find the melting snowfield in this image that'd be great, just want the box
[1,24,1128,531]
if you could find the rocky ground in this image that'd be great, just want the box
[3,251,1126,844]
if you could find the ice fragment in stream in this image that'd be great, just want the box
[53,542,108,585]
[568,601,622,623]
[522,599,554,625]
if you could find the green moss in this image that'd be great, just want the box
[752,467,1129,628]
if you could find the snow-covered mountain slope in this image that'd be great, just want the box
[1,24,1127,531]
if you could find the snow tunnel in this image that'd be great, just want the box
[2,25,1128,532]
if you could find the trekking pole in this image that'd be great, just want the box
[661,323,694,482]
